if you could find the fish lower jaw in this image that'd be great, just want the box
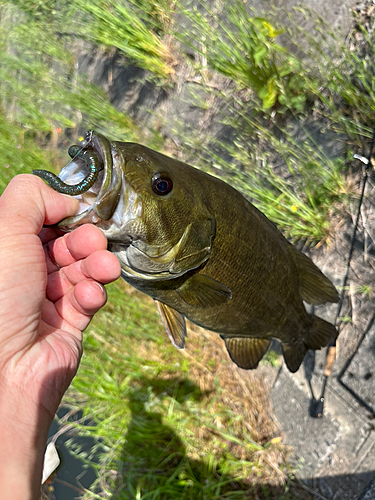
[120,266,179,282]
[111,247,182,282]
[56,206,103,230]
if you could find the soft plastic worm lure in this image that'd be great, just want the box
[32,146,102,195]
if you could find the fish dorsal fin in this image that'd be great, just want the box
[281,341,308,373]
[288,245,339,305]
[170,218,215,275]
[155,300,186,349]
[222,337,270,370]
[177,274,232,308]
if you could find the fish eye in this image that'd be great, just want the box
[152,174,173,196]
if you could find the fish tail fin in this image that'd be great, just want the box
[306,315,338,350]
[288,245,339,305]
[282,315,338,373]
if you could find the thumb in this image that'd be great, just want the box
[0,174,79,234]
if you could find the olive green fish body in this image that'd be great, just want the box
[38,132,339,372]
[128,173,305,336]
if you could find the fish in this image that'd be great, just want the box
[33,130,339,373]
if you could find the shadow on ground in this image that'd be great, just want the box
[109,377,375,500]
[47,373,375,500]
[107,376,287,500]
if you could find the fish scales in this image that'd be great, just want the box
[33,131,339,372]
[142,169,305,338]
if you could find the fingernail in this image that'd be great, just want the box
[93,282,105,295]
[59,193,79,204]
[60,194,79,211]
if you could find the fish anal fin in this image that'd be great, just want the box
[282,315,337,372]
[289,246,339,305]
[155,300,186,349]
[177,274,232,308]
[282,342,308,373]
[222,337,271,370]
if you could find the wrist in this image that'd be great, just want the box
[0,376,54,500]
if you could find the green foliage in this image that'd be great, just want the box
[178,1,307,111]
[229,120,348,242]
[0,112,58,189]
[260,349,281,368]
[133,0,176,33]
[357,285,373,298]
[283,6,375,142]
[74,0,176,79]
[0,1,139,139]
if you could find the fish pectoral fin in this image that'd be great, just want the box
[222,337,271,370]
[155,300,186,349]
[288,245,339,304]
[177,274,232,308]
[170,218,215,274]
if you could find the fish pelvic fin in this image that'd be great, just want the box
[282,315,338,372]
[177,274,232,308]
[289,245,339,305]
[155,300,186,349]
[222,337,271,370]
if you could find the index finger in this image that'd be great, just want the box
[45,224,109,271]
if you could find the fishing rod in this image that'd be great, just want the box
[311,127,375,419]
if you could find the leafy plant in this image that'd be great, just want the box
[0,112,60,190]
[282,6,375,144]
[177,0,307,111]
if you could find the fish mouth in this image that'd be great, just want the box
[55,131,125,231]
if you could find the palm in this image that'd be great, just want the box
[0,224,121,415]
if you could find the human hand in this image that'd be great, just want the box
[0,174,121,499]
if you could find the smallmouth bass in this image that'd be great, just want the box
[33,131,339,372]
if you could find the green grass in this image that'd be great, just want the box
[225,122,348,243]
[0,1,140,141]
[282,6,375,142]
[73,0,176,80]
[61,281,305,499]
[0,113,59,189]
[166,2,362,243]
[177,1,307,111]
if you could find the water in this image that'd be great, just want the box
[47,408,97,500]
